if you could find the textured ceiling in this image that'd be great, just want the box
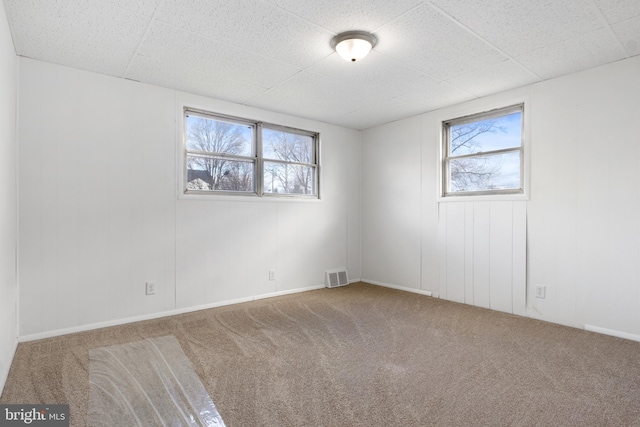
[3,0,639,130]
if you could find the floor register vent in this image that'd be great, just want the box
[325,270,349,288]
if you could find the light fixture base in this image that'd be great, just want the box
[331,31,377,62]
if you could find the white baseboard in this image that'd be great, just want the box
[585,324,640,343]
[18,285,325,343]
[0,338,18,395]
[362,279,433,297]
[252,285,324,300]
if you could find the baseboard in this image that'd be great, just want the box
[0,338,18,395]
[18,284,325,343]
[585,324,640,343]
[362,279,433,297]
[252,285,324,300]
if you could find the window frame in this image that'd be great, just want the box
[182,107,320,199]
[442,103,525,198]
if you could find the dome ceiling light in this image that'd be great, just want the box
[331,31,377,63]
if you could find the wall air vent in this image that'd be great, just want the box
[325,270,349,288]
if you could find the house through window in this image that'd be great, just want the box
[183,108,319,198]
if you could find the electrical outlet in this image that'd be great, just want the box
[535,284,546,299]
[269,270,276,281]
[146,281,156,295]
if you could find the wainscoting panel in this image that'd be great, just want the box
[438,201,527,314]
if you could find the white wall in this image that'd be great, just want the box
[17,58,361,338]
[0,2,17,393]
[528,57,640,334]
[362,55,640,339]
[361,116,422,290]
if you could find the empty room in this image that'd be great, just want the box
[1,0,640,425]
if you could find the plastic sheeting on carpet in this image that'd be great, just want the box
[88,335,225,427]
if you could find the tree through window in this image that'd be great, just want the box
[263,127,316,195]
[442,104,523,196]
[183,109,319,198]
[185,114,255,192]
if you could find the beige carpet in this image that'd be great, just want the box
[2,282,640,426]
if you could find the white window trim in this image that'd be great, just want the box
[437,97,530,203]
[178,106,321,201]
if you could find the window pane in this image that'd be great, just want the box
[263,128,314,163]
[185,115,253,156]
[449,151,521,193]
[449,111,521,156]
[263,162,316,195]
[187,154,254,192]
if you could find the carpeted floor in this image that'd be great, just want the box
[2,282,640,426]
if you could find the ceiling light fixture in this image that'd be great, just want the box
[331,31,377,63]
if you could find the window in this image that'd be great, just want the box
[183,108,319,198]
[262,126,317,195]
[442,104,523,197]
[185,112,256,193]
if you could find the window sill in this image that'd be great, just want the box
[437,193,529,203]
[178,192,321,203]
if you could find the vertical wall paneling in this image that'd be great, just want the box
[438,201,526,314]
[444,202,465,303]
[437,203,448,300]
[472,202,491,309]
[512,202,527,316]
[463,202,474,306]
[488,202,515,313]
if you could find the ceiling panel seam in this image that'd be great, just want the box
[423,0,544,82]
[586,0,632,58]
[122,0,165,79]
[371,2,425,33]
